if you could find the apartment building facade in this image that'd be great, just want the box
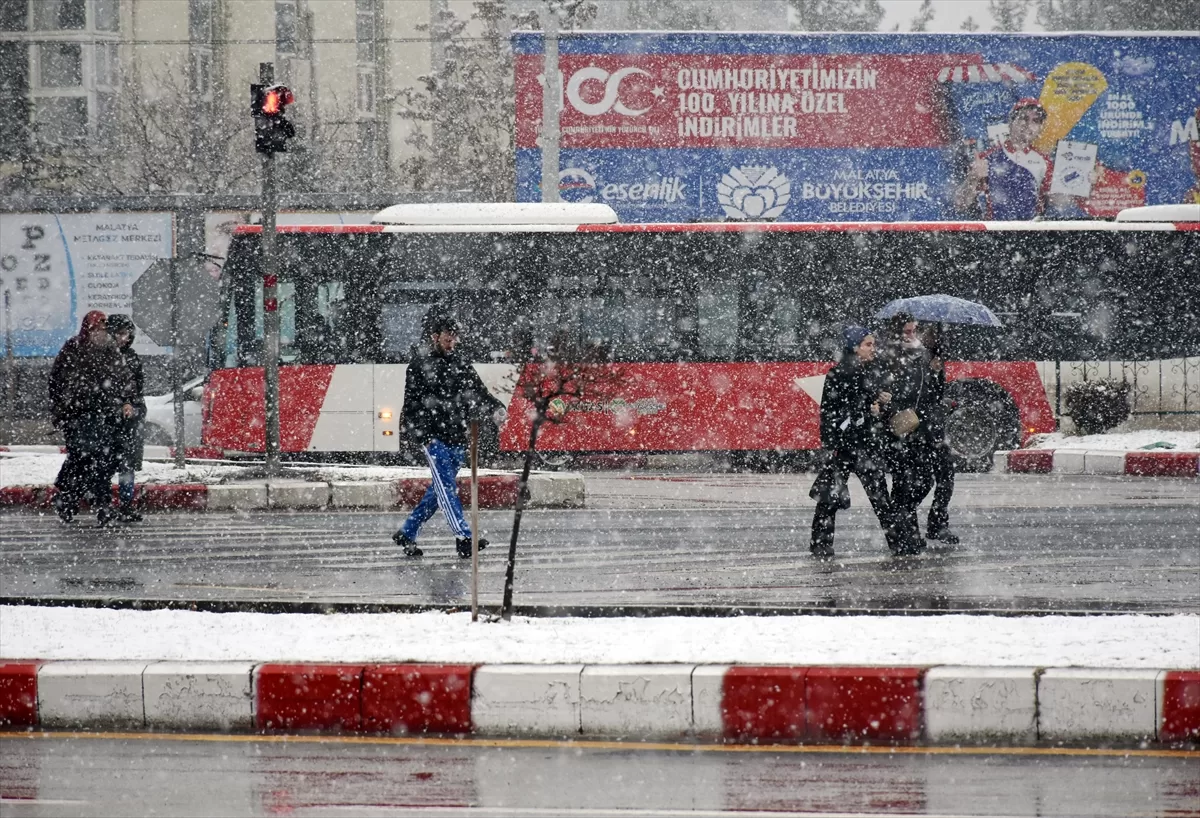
[0,0,458,196]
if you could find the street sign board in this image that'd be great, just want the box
[132,259,221,348]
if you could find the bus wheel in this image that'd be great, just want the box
[534,451,574,470]
[944,379,1020,473]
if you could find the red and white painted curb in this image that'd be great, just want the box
[996,449,1199,478]
[1,662,1196,744]
[0,445,224,460]
[0,473,585,512]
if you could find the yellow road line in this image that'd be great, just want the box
[1,730,1196,759]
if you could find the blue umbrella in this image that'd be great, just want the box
[875,294,1004,328]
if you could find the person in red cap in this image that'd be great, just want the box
[49,310,135,525]
[956,97,1054,220]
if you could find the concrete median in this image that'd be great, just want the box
[0,472,587,513]
[4,661,1196,746]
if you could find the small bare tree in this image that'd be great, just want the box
[500,334,625,621]
[81,61,256,196]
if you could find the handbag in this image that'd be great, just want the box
[809,460,851,510]
[890,408,920,437]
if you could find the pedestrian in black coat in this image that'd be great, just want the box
[919,323,958,543]
[49,311,135,525]
[876,314,935,553]
[810,326,918,558]
[392,309,507,559]
[107,314,145,522]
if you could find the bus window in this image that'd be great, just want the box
[377,280,454,362]
[380,301,431,358]
[740,268,803,361]
[697,288,738,359]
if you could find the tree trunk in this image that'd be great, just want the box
[501,413,543,621]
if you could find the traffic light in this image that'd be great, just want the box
[250,83,296,154]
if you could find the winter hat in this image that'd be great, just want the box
[106,313,135,335]
[843,325,871,350]
[79,310,107,335]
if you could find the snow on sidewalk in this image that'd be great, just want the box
[1023,429,1199,452]
[0,452,502,489]
[1,606,1196,669]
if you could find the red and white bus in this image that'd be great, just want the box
[202,203,1200,470]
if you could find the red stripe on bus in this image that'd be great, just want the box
[576,222,990,233]
[232,225,385,235]
[203,366,335,452]
[1173,222,1200,231]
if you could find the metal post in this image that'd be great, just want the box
[169,257,185,468]
[260,62,282,476]
[3,290,15,432]
[1054,358,1062,425]
[470,419,479,622]
[539,7,560,203]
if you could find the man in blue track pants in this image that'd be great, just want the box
[393,309,506,558]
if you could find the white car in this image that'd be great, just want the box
[142,376,205,447]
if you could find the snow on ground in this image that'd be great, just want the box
[0,453,251,488]
[1023,429,1199,452]
[0,453,511,488]
[1,606,1196,669]
[4,427,1197,488]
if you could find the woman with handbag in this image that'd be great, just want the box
[877,314,935,553]
[810,326,916,558]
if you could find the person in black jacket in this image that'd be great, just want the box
[876,313,935,554]
[810,326,918,557]
[49,310,135,525]
[919,323,959,543]
[392,309,506,558]
[107,314,145,522]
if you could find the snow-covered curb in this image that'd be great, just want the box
[996,449,1199,477]
[1020,430,1199,452]
[0,453,585,510]
[995,430,1200,476]
[2,608,1197,744]
[2,607,1195,669]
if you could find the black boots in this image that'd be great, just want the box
[456,537,488,559]
[927,527,960,544]
[392,533,488,559]
[393,532,423,558]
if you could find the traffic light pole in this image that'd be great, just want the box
[169,256,185,469]
[539,8,560,203]
[259,62,282,476]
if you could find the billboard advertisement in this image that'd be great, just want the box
[513,32,1200,222]
[0,213,174,357]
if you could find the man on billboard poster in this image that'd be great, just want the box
[955,98,1055,220]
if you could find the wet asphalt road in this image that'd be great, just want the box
[2,733,1197,818]
[1,472,1197,614]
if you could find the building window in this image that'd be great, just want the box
[33,0,87,30]
[0,2,28,31]
[189,0,212,38]
[275,0,297,55]
[34,96,88,146]
[39,42,82,86]
[94,0,117,31]
[356,69,374,116]
[189,0,215,102]
[355,0,375,63]
[355,0,376,119]
[192,49,212,101]
[1,1,122,150]
[94,39,115,86]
